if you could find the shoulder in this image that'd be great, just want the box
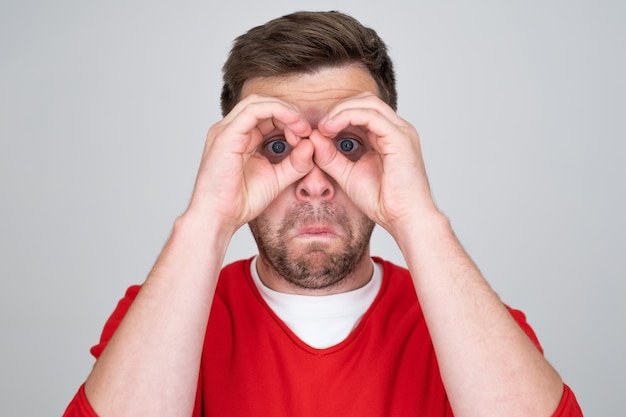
[219,257,253,278]
[371,256,420,313]
[214,256,260,304]
[372,256,413,284]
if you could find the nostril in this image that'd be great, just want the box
[295,166,335,201]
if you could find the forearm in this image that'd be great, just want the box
[395,211,564,417]
[84,211,232,417]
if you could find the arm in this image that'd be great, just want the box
[313,93,570,417]
[81,96,314,417]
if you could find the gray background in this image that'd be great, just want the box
[1,0,623,415]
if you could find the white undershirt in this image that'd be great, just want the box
[250,256,383,349]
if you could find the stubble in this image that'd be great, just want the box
[249,202,375,290]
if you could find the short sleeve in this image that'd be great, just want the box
[62,285,143,417]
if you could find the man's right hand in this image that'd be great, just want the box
[83,96,316,417]
[186,94,315,234]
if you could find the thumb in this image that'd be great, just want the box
[309,130,351,187]
[275,138,315,190]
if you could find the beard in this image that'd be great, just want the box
[248,202,375,291]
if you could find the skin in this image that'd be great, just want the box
[243,68,377,295]
[83,65,565,417]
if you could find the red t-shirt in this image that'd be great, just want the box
[64,257,582,416]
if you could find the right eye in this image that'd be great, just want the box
[261,138,292,164]
[268,140,288,155]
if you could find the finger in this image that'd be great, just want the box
[322,93,399,125]
[308,131,353,186]
[319,107,406,155]
[222,94,299,124]
[246,139,314,198]
[228,103,310,141]
[224,94,311,136]
[219,98,312,152]
[283,138,315,180]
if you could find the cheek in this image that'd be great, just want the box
[341,196,365,217]
[348,205,375,233]
[259,190,294,223]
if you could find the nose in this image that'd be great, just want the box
[296,164,335,202]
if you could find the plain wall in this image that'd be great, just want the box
[1,0,623,415]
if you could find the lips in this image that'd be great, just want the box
[294,224,339,238]
[279,202,348,240]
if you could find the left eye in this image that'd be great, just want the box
[260,137,292,164]
[336,138,360,154]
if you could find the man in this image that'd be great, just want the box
[64,11,582,417]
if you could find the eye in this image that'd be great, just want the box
[338,138,358,153]
[335,137,364,161]
[261,138,292,164]
[268,140,288,155]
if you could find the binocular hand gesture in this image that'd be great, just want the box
[188,95,314,233]
[311,93,437,237]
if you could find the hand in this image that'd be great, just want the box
[187,94,315,233]
[311,93,438,237]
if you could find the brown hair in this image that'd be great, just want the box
[220,11,396,115]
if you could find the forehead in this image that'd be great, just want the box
[241,65,379,123]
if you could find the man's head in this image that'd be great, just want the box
[220,11,396,116]
[223,12,396,294]
[243,66,378,294]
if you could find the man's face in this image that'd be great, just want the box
[243,65,378,294]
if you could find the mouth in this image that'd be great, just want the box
[293,224,340,239]
[279,202,348,241]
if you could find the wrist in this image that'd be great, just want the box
[172,209,236,259]
[390,209,454,255]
